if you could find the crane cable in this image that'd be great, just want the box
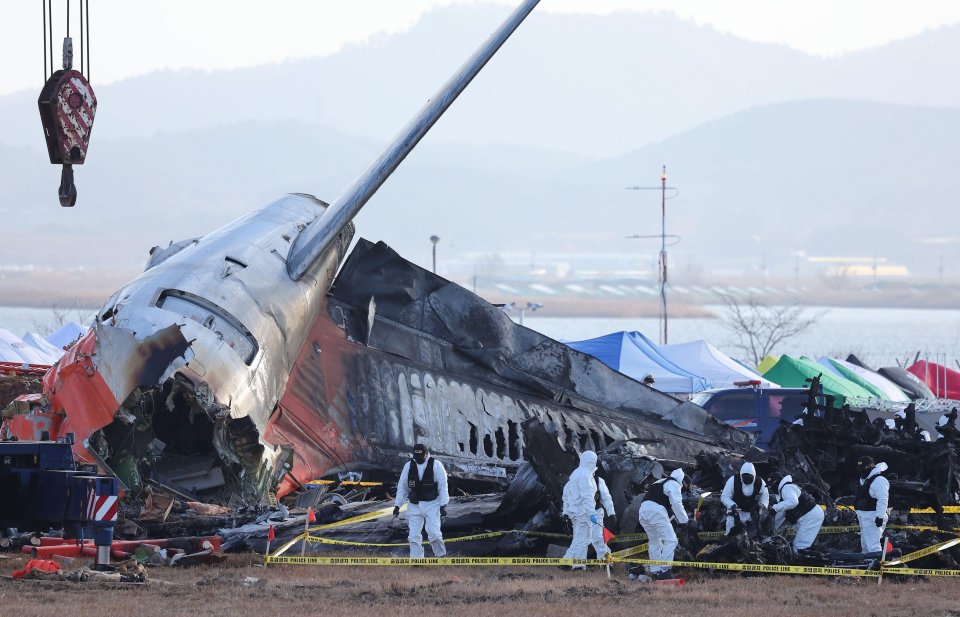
[42,0,91,80]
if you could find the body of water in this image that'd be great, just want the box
[3,304,960,371]
[521,305,960,370]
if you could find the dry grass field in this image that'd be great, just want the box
[1,554,959,617]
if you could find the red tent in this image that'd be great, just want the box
[907,360,960,400]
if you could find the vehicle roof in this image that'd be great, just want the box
[694,386,810,395]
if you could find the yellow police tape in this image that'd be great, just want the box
[610,542,649,559]
[888,523,960,535]
[879,567,960,577]
[267,556,610,566]
[884,537,960,566]
[264,553,883,577]
[304,529,571,548]
[267,541,960,578]
[268,508,960,577]
[306,480,384,487]
[271,505,403,557]
[294,523,953,552]
[835,505,960,514]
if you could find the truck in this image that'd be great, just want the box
[689,382,818,449]
[0,433,119,567]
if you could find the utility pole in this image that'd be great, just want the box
[657,166,667,344]
[626,166,677,345]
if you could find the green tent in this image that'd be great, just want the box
[761,355,874,405]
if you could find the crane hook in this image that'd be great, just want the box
[58,164,77,207]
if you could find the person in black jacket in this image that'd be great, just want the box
[854,456,890,554]
[770,474,823,550]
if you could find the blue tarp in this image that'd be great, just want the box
[567,331,712,394]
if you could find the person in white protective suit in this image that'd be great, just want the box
[854,456,890,554]
[562,451,606,568]
[720,462,769,534]
[637,468,690,578]
[771,475,824,551]
[393,443,449,558]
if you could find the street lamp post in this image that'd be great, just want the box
[626,166,678,345]
[430,235,440,274]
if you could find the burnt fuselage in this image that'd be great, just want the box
[268,239,752,495]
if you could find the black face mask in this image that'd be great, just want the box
[859,466,872,479]
[741,474,755,485]
[413,453,427,464]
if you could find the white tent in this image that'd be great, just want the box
[22,332,67,363]
[825,357,910,402]
[45,321,87,350]
[0,328,54,365]
[658,339,778,389]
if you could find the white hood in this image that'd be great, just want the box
[670,468,685,484]
[865,462,888,481]
[740,462,757,496]
[778,475,793,492]
[578,450,598,472]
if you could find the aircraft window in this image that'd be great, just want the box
[507,420,520,460]
[468,423,478,454]
[157,290,259,364]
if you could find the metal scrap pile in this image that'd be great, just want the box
[767,396,959,519]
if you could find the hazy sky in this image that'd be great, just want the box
[2,0,959,96]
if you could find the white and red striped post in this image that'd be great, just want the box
[84,477,119,569]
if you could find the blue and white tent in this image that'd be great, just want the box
[567,331,712,394]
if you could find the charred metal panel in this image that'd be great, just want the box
[328,239,751,449]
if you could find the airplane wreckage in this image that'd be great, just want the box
[21,0,750,506]
[4,1,959,566]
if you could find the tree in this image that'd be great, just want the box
[32,300,94,336]
[717,294,824,366]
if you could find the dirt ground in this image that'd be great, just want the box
[1,554,959,617]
